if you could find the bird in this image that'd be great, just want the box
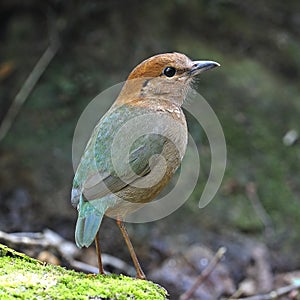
[71,52,220,279]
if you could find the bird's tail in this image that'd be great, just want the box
[75,195,105,248]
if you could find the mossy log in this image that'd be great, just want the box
[0,244,168,300]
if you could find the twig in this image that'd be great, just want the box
[70,259,100,274]
[180,247,227,300]
[0,230,49,248]
[229,282,300,300]
[245,182,274,239]
[0,41,59,142]
[0,229,78,258]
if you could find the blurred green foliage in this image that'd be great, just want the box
[0,0,300,266]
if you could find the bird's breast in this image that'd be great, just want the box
[112,99,188,204]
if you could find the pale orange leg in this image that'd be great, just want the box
[116,219,146,279]
[95,230,105,275]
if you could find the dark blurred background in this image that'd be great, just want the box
[1,0,300,298]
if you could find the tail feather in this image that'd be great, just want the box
[75,211,102,248]
[75,194,105,248]
[74,193,116,248]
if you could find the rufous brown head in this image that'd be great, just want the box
[116,52,220,106]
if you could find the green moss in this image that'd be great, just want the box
[0,244,168,300]
[0,244,41,265]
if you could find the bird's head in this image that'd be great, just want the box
[116,52,220,106]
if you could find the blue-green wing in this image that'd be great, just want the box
[72,105,166,248]
[72,104,166,204]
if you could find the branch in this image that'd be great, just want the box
[180,247,227,300]
[229,282,300,300]
[245,182,274,239]
[0,41,59,142]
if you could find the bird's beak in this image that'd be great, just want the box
[190,60,220,76]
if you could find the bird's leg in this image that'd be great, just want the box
[94,230,105,275]
[116,219,146,280]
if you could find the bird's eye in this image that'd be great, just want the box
[163,67,176,77]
